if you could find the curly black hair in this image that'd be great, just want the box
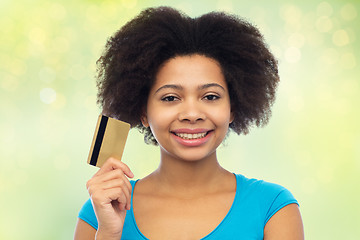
[96,6,279,145]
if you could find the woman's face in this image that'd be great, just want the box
[142,54,233,162]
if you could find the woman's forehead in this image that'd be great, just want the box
[152,54,226,90]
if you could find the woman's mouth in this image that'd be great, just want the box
[171,129,213,147]
[173,132,208,140]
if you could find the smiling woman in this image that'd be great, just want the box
[74,6,303,240]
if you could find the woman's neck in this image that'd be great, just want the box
[148,150,230,197]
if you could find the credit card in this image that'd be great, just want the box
[87,115,130,168]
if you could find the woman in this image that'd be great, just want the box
[74,7,304,239]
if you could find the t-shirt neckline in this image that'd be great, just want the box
[129,173,238,240]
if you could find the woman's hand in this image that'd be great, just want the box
[86,157,134,239]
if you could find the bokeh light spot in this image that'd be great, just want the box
[40,87,57,104]
[317,1,333,17]
[284,47,301,63]
[332,30,350,46]
[341,3,357,21]
[316,16,333,32]
[100,2,120,19]
[280,5,302,24]
[28,27,47,45]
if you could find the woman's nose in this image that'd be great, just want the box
[178,100,206,123]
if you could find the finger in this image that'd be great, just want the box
[87,170,132,209]
[100,178,131,203]
[118,202,126,211]
[103,177,131,210]
[102,174,132,210]
[94,157,134,178]
[92,187,128,207]
[90,169,132,191]
[94,157,133,177]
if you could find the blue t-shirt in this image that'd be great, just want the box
[78,174,298,239]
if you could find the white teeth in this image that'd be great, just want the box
[175,132,207,140]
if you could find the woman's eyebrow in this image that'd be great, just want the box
[154,84,183,94]
[154,83,225,94]
[198,83,225,91]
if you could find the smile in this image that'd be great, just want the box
[171,129,213,147]
[174,132,208,140]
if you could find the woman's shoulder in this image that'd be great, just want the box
[233,173,299,223]
[234,173,295,197]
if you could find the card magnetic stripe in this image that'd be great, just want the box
[90,115,108,166]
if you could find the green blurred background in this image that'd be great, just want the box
[0,0,359,239]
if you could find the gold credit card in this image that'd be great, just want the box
[87,115,130,168]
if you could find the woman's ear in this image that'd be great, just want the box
[141,114,149,128]
[229,110,234,124]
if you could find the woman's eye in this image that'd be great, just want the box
[204,94,219,101]
[161,96,177,101]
